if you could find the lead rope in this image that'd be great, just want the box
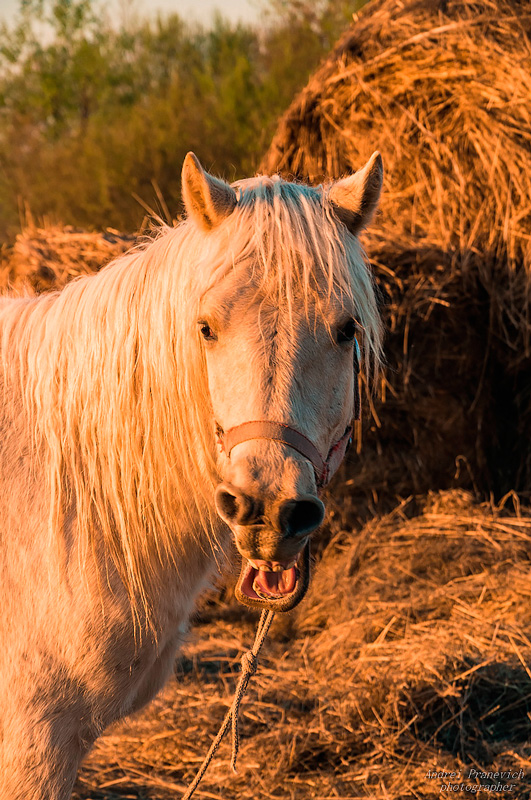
[181,609,275,800]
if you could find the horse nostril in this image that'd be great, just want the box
[216,487,239,521]
[278,496,325,537]
[214,483,261,526]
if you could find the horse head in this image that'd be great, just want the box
[182,152,383,611]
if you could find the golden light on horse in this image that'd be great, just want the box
[0,152,382,797]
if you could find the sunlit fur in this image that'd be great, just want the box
[0,174,381,797]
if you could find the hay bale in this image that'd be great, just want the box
[1,225,136,294]
[261,0,531,504]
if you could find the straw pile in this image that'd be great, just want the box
[0,226,136,294]
[73,489,531,800]
[261,0,531,507]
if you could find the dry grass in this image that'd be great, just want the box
[0,225,136,294]
[71,490,531,800]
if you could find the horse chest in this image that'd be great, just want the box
[69,553,216,722]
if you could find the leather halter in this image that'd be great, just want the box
[216,340,361,489]
[217,420,352,489]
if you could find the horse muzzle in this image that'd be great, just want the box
[214,481,324,611]
[214,418,353,612]
[234,540,312,612]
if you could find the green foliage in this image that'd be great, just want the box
[0,0,359,240]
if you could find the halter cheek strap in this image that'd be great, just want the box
[353,337,361,422]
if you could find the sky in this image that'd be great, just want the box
[0,0,261,27]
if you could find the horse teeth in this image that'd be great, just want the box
[249,560,297,573]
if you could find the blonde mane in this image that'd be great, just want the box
[0,175,382,615]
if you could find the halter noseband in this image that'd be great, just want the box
[218,420,352,489]
[216,341,361,490]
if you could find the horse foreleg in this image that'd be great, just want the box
[0,707,91,800]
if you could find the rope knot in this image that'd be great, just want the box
[241,650,258,675]
[182,609,274,799]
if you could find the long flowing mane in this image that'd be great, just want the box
[0,175,382,615]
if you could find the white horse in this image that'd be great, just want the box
[0,152,383,798]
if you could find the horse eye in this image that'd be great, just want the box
[337,318,357,343]
[198,321,216,341]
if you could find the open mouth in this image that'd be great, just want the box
[235,541,311,612]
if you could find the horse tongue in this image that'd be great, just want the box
[253,567,297,597]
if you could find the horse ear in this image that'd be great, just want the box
[328,152,383,236]
[181,152,237,230]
